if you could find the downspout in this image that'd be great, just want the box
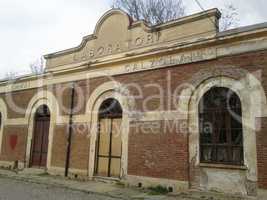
[65,82,75,177]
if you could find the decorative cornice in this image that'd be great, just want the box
[44,8,221,59]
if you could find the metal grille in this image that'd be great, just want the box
[199,87,244,165]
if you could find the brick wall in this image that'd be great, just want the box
[0,50,267,182]
[50,123,90,170]
[0,125,27,162]
[256,117,267,189]
[69,123,90,170]
[50,124,68,168]
[2,51,267,119]
[128,120,189,181]
[1,89,37,118]
[74,50,267,113]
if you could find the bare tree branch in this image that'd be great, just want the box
[112,0,185,25]
[29,57,45,75]
[220,4,239,31]
[112,0,239,31]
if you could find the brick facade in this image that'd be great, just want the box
[128,120,188,181]
[50,125,68,168]
[256,117,267,189]
[0,9,267,196]
[0,125,27,162]
[0,51,267,181]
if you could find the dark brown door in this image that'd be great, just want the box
[30,112,50,168]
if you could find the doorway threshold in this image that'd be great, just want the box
[93,176,120,184]
[19,168,47,176]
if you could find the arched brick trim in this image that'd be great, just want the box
[86,81,134,179]
[179,66,267,118]
[189,66,248,88]
[85,81,135,115]
[25,90,60,120]
[25,90,59,170]
[179,69,267,196]
[0,99,7,154]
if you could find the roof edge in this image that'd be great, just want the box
[44,8,221,59]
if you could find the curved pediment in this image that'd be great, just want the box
[94,9,133,36]
[87,9,134,58]
[45,8,220,70]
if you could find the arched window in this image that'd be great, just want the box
[35,105,50,118]
[199,87,244,165]
[98,98,122,118]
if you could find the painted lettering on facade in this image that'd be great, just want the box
[124,48,217,73]
[2,48,216,93]
[74,32,161,61]
[10,82,31,91]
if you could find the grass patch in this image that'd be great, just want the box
[147,185,169,195]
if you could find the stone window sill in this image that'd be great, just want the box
[199,163,247,170]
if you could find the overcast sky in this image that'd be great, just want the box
[0,0,266,79]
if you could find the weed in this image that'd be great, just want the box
[147,185,169,195]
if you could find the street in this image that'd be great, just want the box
[0,177,117,200]
[0,173,251,200]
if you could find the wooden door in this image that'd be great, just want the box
[30,116,50,168]
[95,117,122,178]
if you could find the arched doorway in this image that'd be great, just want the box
[199,87,244,165]
[94,98,123,178]
[30,105,51,168]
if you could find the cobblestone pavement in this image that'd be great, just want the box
[0,177,116,200]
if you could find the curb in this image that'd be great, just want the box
[0,173,130,200]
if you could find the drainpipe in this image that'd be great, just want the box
[65,82,75,177]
